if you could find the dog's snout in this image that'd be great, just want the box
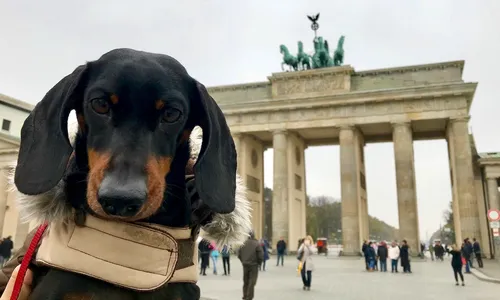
[97,175,147,217]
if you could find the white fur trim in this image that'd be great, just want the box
[9,122,252,246]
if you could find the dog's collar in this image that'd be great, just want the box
[34,214,199,291]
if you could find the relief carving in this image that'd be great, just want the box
[273,75,346,97]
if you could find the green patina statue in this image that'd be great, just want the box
[333,35,345,66]
[279,44,298,71]
[278,13,346,71]
[297,41,311,70]
[312,36,334,68]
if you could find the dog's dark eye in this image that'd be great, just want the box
[161,108,182,123]
[91,99,110,114]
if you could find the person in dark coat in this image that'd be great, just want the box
[361,240,369,270]
[377,241,388,272]
[276,237,287,267]
[449,244,465,286]
[472,238,483,268]
[366,242,376,271]
[198,239,212,276]
[434,241,445,261]
[461,239,473,273]
[0,238,12,264]
[399,240,412,273]
[238,231,264,300]
[259,239,270,271]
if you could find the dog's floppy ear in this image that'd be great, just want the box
[192,81,237,214]
[15,65,88,195]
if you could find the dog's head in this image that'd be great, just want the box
[14,48,236,222]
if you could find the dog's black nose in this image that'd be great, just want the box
[97,175,147,217]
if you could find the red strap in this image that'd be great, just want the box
[10,223,48,300]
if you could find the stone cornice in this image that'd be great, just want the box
[220,82,477,115]
[353,60,465,77]
[267,65,354,82]
[0,149,19,155]
[207,81,269,93]
[0,93,33,113]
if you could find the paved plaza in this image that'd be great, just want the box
[199,255,499,300]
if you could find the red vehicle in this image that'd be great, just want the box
[316,238,328,255]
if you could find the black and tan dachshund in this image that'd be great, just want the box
[13,48,237,299]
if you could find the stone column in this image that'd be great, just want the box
[272,130,289,248]
[487,178,500,210]
[448,117,481,242]
[392,122,420,253]
[232,133,242,175]
[340,126,360,255]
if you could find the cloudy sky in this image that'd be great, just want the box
[1,1,499,240]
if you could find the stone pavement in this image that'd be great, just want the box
[470,258,500,283]
[198,255,499,300]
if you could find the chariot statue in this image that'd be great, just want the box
[279,13,346,72]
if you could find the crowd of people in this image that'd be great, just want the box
[362,240,412,273]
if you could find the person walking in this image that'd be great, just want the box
[377,241,388,272]
[388,241,400,273]
[259,239,270,271]
[297,235,315,290]
[429,243,435,261]
[221,244,231,276]
[449,245,465,286]
[366,242,376,271]
[400,240,412,273]
[434,241,445,261]
[276,237,287,267]
[472,238,483,268]
[210,246,220,275]
[238,231,264,300]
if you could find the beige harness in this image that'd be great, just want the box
[35,214,199,291]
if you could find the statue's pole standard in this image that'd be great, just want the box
[307,13,320,38]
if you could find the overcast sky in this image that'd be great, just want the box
[1,1,499,240]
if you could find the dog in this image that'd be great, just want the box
[8,48,252,299]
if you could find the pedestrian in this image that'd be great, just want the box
[276,237,287,267]
[434,241,445,261]
[198,239,211,276]
[429,243,435,261]
[461,239,472,273]
[472,238,483,268]
[259,239,269,271]
[361,240,369,270]
[210,246,220,275]
[388,241,400,273]
[221,244,231,276]
[377,241,388,272]
[297,235,315,291]
[400,240,412,273]
[449,244,465,286]
[372,241,379,271]
[0,238,12,265]
[366,242,376,271]
[238,231,263,300]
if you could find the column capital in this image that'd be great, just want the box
[390,121,411,128]
[272,129,288,136]
[449,116,470,124]
[338,124,355,130]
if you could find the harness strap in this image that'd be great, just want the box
[11,223,48,300]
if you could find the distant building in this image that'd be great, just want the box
[0,93,34,249]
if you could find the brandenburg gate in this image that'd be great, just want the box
[209,60,490,255]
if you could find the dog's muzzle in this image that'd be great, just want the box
[97,174,147,217]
